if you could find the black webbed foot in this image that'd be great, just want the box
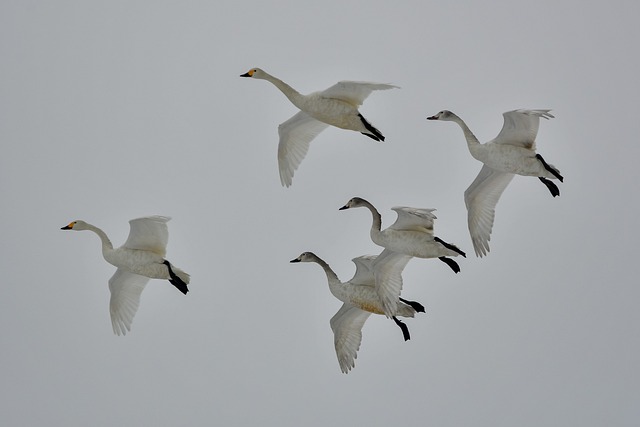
[392,316,411,341]
[358,113,385,141]
[438,256,461,273]
[163,260,189,295]
[399,297,425,313]
[434,236,466,257]
[539,177,560,197]
[536,154,564,182]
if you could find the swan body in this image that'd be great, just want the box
[291,252,424,373]
[241,67,398,187]
[427,109,564,257]
[61,216,190,335]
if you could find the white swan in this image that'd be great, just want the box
[241,67,398,187]
[339,197,465,316]
[290,252,424,374]
[339,198,465,268]
[61,216,190,335]
[427,109,564,257]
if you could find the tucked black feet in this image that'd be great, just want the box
[536,154,564,182]
[358,113,385,141]
[163,260,189,295]
[392,316,411,341]
[539,177,560,197]
[434,236,466,257]
[438,256,461,273]
[399,297,425,313]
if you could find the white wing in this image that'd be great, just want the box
[329,303,372,374]
[123,216,170,256]
[492,109,554,149]
[108,268,150,336]
[389,206,437,233]
[277,111,330,187]
[372,248,413,317]
[320,81,398,107]
[349,254,377,286]
[464,165,515,257]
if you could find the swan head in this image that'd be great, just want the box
[240,67,267,79]
[427,110,456,121]
[60,220,89,231]
[339,197,370,210]
[290,252,319,263]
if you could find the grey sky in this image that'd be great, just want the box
[1,1,639,426]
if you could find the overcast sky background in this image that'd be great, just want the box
[2,1,639,426]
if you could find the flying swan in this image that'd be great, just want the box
[61,216,190,335]
[427,109,564,257]
[241,67,398,187]
[339,197,465,316]
[291,252,424,373]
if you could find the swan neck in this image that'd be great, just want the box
[453,116,481,148]
[363,201,383,238]
[313,257,341,286]
[263,72,303,106]
[86,223,114,254]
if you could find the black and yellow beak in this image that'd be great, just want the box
[240,69,254,77]
[61,222,74,230]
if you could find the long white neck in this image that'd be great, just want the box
[309,255,344,300]
[450,114,482,159]
[84,223,114,258]
[360,200,383,244]
[260,71,304,108]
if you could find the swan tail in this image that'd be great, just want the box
[392,316,411,341]
[535,154,564,182]
[399,297,426,314]
[358,113,385,141]
[163,260,190,295]
[539,177,560,197]
[438,256,461,273]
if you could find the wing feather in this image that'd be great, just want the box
[329,304,372,374]
[464,165,515,257]
[277,111,329,187]
[319,81,398,107]
[108,269,150,336]
[123,216,170,256]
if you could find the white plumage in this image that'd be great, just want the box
[291,252,424,373]
[61,216,190,335]
[241,67,398,187]
[427,109,564,256]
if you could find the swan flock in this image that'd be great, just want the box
[61,68,565,374]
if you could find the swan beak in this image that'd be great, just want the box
[240,69,254,78]
[426,115,438,120]
[290,258,301,263]
[339,205,349,210]
[61,222,75,230]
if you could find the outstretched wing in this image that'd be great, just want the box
[372,248,413,317]
[389,206,437,233]
[492,109,554,149]
[320,81,398,107]
[464,165,515,257]
[329,303,372,374]
[277,111,329,187]
[123,216,170,256]
[349,254,377,286]
[108,268,150,336]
